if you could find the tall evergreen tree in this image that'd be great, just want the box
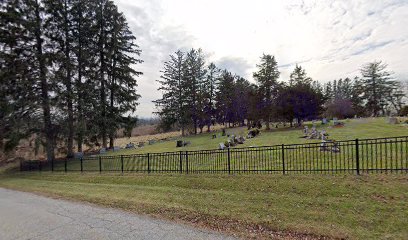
[289,64,311,86]
[253,54,280,130]
[183,48,206,134]
[105,3,142,148]
[233,76,251,126]
[215,70,235,126]
[71,0,96,152]
[360,61,402,116]
[0,0,40,153]
[43,0,76,157]
[154,51,189,135]
[202,63,220,132]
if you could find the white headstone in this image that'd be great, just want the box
[219,143,225,150]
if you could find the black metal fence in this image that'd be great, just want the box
[21,136,408,174]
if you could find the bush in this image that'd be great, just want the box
[324,98,355,119]
[398,106,408,116]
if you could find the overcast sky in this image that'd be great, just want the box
[113,0,408,118]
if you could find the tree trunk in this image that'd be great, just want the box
[109,77,115,149]
[75,3,84,153]
[109,136,114,149]
[181,125,185,137]
[64,0,74,158]
[99,2,107,148]
[34,0,54,161]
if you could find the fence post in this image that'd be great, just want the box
[179,151,183,173]
[282,144,286,175]
[121,155,124,174]
[147,153,150,174]
[99,156,102,173]
[64,158,67,173]
[227,147,231,174]
[80,157,83,172]
[185,151,189,174]
[355,139,360,175]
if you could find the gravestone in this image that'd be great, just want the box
[303,126,309,135]
[113,146,120,151]
[322,118,328,124]
[148,140,156,145]
[237,136,245,144]
[125,143,135,149]
[177,140,190,147]
[307,127,318,139]
[320,130,328,141]
[74,152,84,159]
[227,139,236,147]
[99,148,106,154]
[333,117,338,125]
[138,142,145,148]
[219,142,225,150]
[388,117,398,124]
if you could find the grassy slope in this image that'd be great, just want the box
[0,173,407,239]
[108,118,408,155]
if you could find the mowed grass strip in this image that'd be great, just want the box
[0,173,407,239]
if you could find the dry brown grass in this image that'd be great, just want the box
[114,124,228,148]
[1,124,230,163]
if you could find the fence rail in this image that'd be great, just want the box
[21,136,408,174]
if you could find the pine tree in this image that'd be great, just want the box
[183,48,206,134]
[24,0,56,161]
[71,0,96,152]
[253,54,280,130]
[233,76,251,126]
[215,70,235,127]
[289,64,311,86]
[202,63,219,132]
[105,3,142,148]
[360,61,401,116]
[0,0,39,152]
[43,0,76,157]
[154,50,189,135]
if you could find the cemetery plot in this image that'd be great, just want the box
[28,136,407,174]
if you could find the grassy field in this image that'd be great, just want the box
[37,117,407,173]
[108,117,408,155]
[0,173,407,239]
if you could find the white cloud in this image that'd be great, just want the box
[114,0,408,117]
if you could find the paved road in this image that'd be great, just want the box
[0,188,235,240]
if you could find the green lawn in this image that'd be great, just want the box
[107,117,408,155]
[0,173,407,239]
[40,118,407,173]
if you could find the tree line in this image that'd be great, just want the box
[155,50,406,134]
[0,0,142,161]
